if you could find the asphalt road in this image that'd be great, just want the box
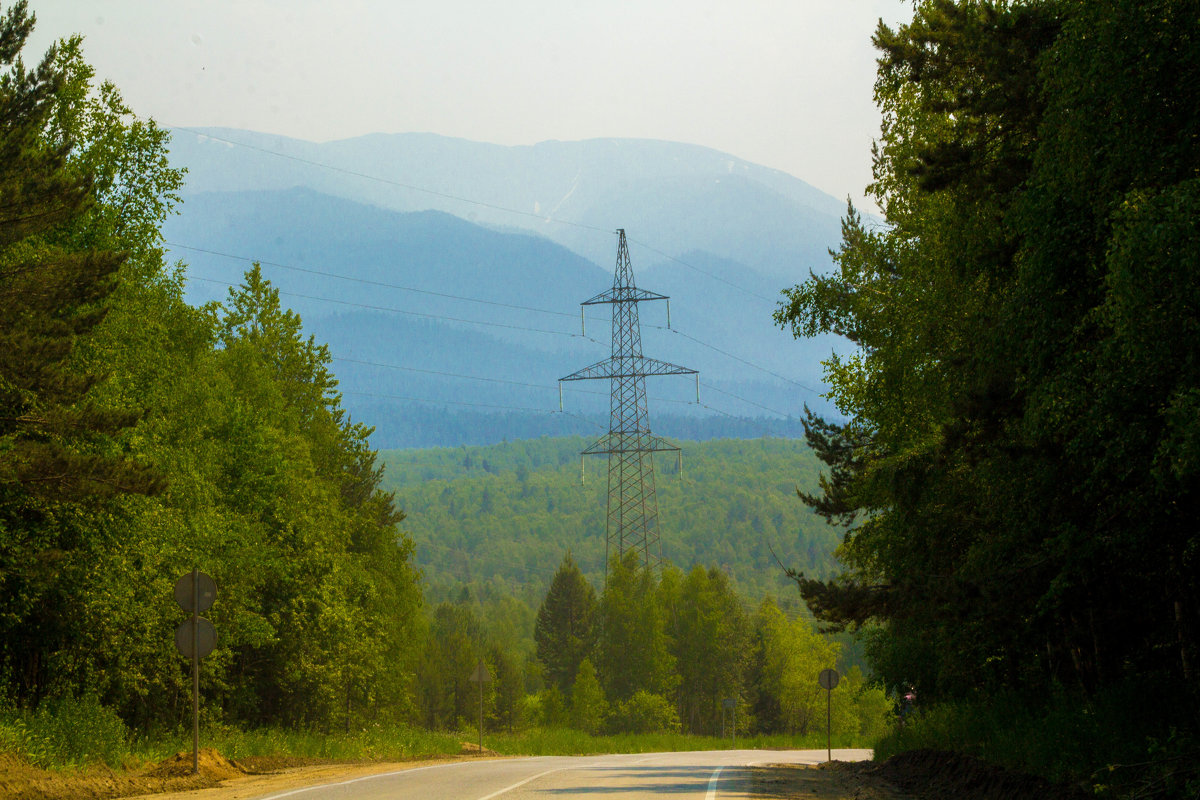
[251,749,873,800]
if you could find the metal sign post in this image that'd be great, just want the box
[469,659,492,755]
[174,569,217,775]
[818,668,840,763]
[722,697,737,749]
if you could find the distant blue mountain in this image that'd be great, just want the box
[163,132,847,447]
[167,129,846,282]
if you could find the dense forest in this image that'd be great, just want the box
[357,402,810,449]
[379,436,838,607]
[776,0,1200,793]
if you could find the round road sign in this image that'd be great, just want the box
[818,668,840,690]
[174,571,217,614]
[175,617,217,660]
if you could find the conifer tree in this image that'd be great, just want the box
[0,0,158,500]
[534,552,597,693]
[0,0,160,706]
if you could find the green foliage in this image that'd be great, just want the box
[748,598,839,736]
[534,552,596,693]
[667,565,749,735]
[0,0,172,712]
[195,722,461,763]
[595,551,677,702]
[776,0,1200,788]
[569,659,607,735]
[607,691,681,735]
[874,680,1200,794]
[483,727,861,756]
[0,8,421,737]
[416,602,482,730]
[0,694,129,769]
[378,436,838,612]
[487,642,525,734]
[537,686,568,728]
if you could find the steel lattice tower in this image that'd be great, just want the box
[560,229,696,573]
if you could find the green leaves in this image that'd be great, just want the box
[776,0,1200,724]
[534,552,597,694]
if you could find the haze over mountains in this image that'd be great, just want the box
[163,129,850,447]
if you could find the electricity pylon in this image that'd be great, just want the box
[560,229,696,573]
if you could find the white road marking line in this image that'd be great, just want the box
[705,766,724,800]
[254,761,478,800]
[474,767,566,800]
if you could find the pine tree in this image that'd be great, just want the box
[0,0,159,500]
[534,552,597,693]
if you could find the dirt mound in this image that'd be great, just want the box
[0,748,250,800]
[874,749,1089,800]
[458,741,498,756]
[147,748,244,780]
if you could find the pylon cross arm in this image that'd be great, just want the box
[560,355,696,382]
[581,287,669,305]
[581,432,681,455]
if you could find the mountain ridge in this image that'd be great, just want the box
[162,131,846,447]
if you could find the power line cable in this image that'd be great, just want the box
[190,275,608,343]
[624,235,777,304]
[643,323,822,395]
[168,241,584,320]
[699,381,798,418]
[334,356,711,410]
[169,126,614,235]
[344,389,556,415]
[179,243,820,395]
[168,126,791,304]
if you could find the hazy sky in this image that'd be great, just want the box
[26,0,912,211]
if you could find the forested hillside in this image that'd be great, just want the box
[379,437,838,610]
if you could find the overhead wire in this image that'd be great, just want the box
[175,244,822,396]
[333,356,708,411]
[168,127,614,235]
[168,241,582,320]
[168,125,788,304]
[188,275,607,343]
[195,268,804,422]
[167,127,823,429]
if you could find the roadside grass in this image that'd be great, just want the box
[2,695,875,772]
[0,698,461,771]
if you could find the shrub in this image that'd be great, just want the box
[4,694,132,769]
[607,692,680,735]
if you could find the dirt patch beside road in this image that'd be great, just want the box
[873,750,1090,800]
[0,748,482,800]
[746,761,911,799]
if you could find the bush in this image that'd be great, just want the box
[1,694,131,769]
[607,692,680,735]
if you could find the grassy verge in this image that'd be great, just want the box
[2,695,877,773]
[0,697,461,772]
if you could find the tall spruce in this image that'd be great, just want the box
[534,552,597,693]
[0,0,158,500]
